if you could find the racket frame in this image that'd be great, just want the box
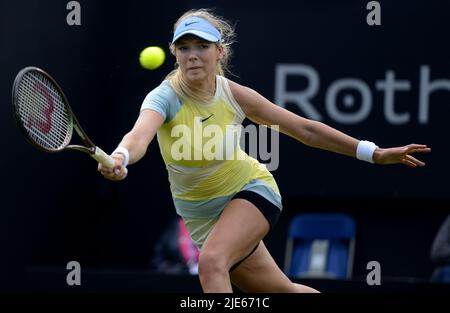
[12,67,114,166]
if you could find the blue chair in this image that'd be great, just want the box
[284,213,356,279]
[431,266,450,283]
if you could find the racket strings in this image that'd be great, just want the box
[24,92,69,146]
[18,83,69,149]
[21,91,68,145]
[16,72,72,150]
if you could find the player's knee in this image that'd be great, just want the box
[198,250,229,279]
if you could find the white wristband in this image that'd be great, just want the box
[356,140,378,163]
[112,146,130,167]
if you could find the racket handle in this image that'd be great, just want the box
[91,146,115,168]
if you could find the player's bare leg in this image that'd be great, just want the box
[198,198,270,292]
[230,241,320,293]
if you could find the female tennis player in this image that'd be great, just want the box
[98,9,431,292]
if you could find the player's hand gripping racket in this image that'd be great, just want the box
[12,66,115,168]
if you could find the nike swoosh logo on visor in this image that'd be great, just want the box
[185,21,199,26]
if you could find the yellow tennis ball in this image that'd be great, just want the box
[139,46,166,70]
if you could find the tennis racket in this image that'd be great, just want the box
[12,66,115,168]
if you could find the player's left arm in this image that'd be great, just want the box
[228,80,430,167]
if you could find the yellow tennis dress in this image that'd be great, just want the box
[141,76,282,247]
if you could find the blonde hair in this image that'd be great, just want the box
[165,9,235,104]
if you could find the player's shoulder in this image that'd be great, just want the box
[141,80,183,122]
[225,78,256,105]
[149,80,175,95]
[145,80,179,103]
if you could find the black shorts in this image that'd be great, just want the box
[231,190,281,232]
[229,190,281,272]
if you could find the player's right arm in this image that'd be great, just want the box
[98,109,164,180]
[116,109,164,165]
